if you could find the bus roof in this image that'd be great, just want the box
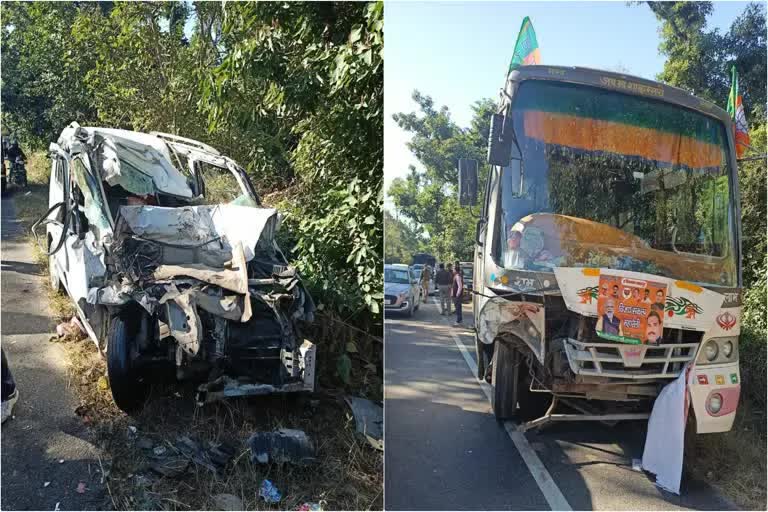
[505,65,731,128]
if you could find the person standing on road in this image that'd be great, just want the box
[421,265,432,299]
[435,263,453,315]
[2,348,19,423]
[451,261,464,326]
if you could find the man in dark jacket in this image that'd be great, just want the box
[435,263,453,315]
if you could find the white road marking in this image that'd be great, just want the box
[431,297,573,511]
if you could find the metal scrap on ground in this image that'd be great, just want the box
[247,428,316,465]
[344,396,383,451]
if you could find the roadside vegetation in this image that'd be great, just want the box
[2,2,382,509]
[387,2,765,509]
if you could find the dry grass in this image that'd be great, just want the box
[60,335,383,511]
[685,402,767,510]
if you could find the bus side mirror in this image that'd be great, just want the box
[458,158,478,207]
[488,113,513,167]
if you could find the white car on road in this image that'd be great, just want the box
[384,264,421,317]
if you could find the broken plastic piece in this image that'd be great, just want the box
[248,429,316,465]
[344,397,383,451]
[55,316,85,338]
[259,479,281,503]
[298,503,324,511]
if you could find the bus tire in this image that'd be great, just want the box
[491,340,522,419]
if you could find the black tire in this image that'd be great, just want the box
[406,299,414,317]
[475,333,486,380]
[107,311,150,413]
[491,340,549,421]
[491,340,521,419]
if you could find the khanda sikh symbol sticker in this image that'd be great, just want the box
[716,311,737,331]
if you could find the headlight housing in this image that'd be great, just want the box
[697,337,739,365]
[704,341,718,361]
[707,393,723,414]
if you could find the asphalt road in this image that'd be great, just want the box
[384,296,737,511]
[1,194,109,511]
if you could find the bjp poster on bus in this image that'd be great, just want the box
[596,273,668,345]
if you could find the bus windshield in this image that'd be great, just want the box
[497,80,737,287]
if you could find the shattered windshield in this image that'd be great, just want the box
[496,80,737,287]
[194,161,255,206]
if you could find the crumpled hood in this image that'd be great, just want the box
[117,204,278,263]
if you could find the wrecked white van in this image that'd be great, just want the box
[33,123,316,412]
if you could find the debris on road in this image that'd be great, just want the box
[43,481,50,488]
[259,479,282,503]
[136,437,153,450]
[248,429,316,465]
[149,455,189,478]
[344,396,383,451]
[55,316,85,338]
[76,482,87,494]
[54,502,60,511]
[213,493,244,511]
[298,502,324,511]
[174,436,235,473]
[58,459,65,464]
[152,445,166,456]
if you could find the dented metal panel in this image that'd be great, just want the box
[118,205,278,262]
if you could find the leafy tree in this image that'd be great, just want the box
[202,2,383,324]
[645,1,766,120]
[1,2,99,146]
[388,93,494,263]
[384,210,419,263]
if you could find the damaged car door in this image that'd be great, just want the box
[37,124,316,413]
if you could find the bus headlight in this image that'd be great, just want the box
[708,393,723,414]
[697,337,738,364]
[704,341,718,361]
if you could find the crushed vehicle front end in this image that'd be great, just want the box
[473,67,742,434]
[37,124,316,412]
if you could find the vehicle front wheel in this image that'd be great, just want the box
[406,299,414,317]
[491,340,548,421]
[107,311,150,413]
